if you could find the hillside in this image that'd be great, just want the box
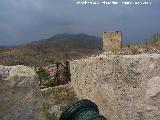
[0,33,102,66]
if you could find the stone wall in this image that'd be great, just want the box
[70,53,160,120]
[103,31,122,51]
[0,65,45,120]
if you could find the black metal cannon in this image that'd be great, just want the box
[60,99,106,120]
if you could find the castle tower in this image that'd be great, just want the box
[103,31,122,51]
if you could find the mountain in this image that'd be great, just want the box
[0,33,102,66]
[27,33,102,50]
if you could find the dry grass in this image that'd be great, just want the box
[41,84,78,120]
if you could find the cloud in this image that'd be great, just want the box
[0,0,160,45]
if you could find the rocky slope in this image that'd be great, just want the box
[0,65,44,120]
[0,33,102,66]
[70,53,160,120]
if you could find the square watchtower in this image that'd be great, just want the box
[103,31,122,51]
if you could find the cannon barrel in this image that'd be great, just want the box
[59,99,106,120]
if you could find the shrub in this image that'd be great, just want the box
[36,67,51,84]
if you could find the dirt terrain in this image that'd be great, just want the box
[1,53,160,120]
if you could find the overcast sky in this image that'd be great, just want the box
[0,0,160,45]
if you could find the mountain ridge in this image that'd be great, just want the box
[0,33,102,66]
[26,33,102,50]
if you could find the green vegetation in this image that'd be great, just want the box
[36,65,69,87]
[36,67,50,81]
[36,67,52,87]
